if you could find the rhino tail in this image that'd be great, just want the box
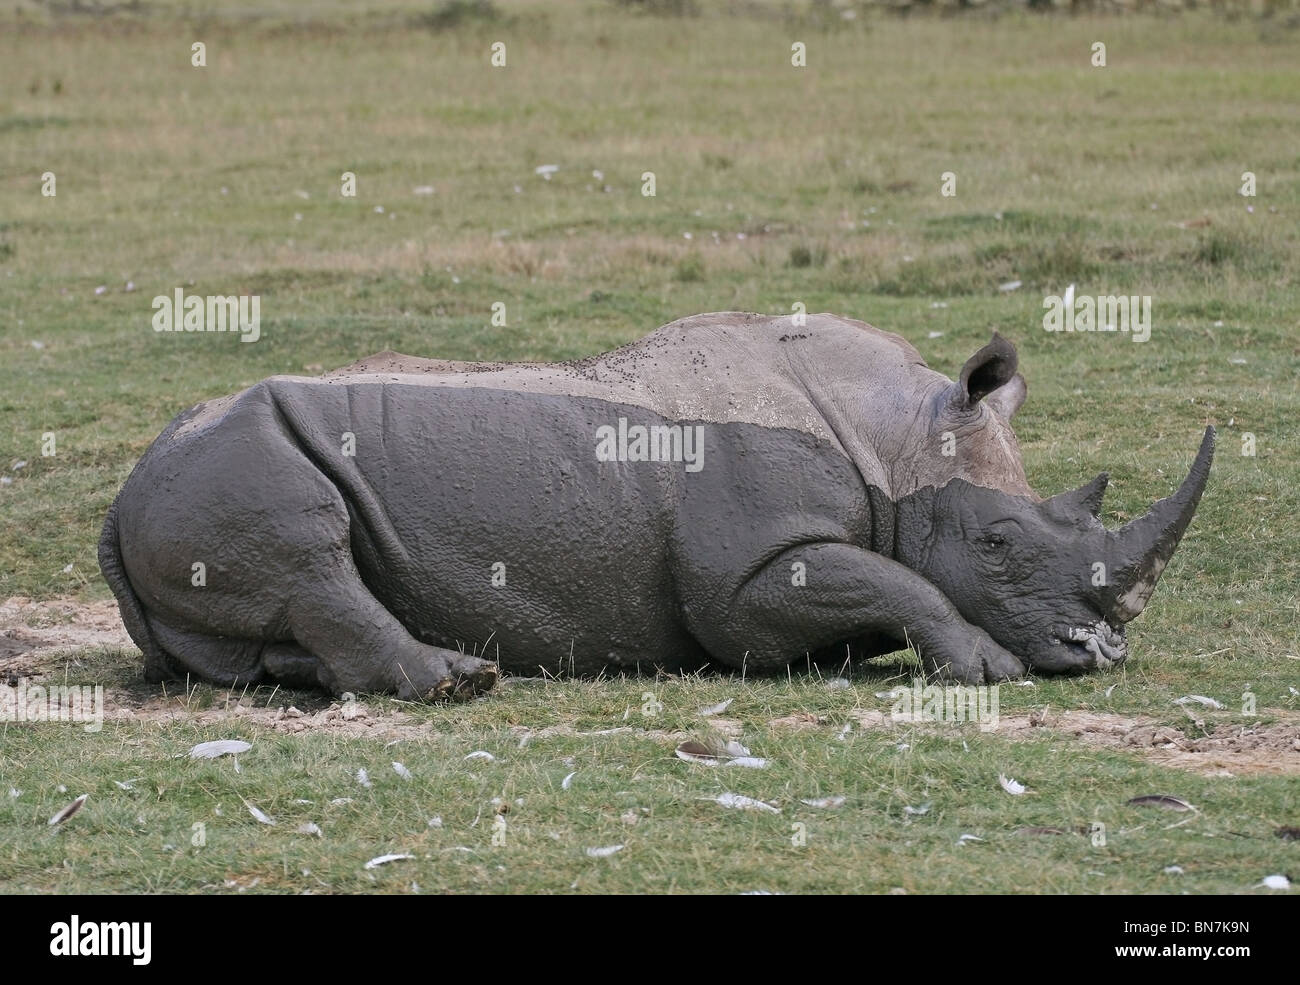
[98,496,172,682]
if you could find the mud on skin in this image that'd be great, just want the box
[98,311,1214,698]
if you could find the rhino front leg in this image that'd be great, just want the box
[710,542,1026,684]
[286,562,498,701]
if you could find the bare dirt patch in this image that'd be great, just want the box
[847,707,1300,777]
[0,595,133,681]
[106,692,433,742]
[1,596,132,652]
[0,636,35,661]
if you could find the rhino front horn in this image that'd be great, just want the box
[1102,427,1215,624]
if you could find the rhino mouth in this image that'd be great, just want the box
[1053,621,1128,669]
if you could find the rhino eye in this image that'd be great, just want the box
[978,532,1008,551]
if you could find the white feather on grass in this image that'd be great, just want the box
[561,771,577,790]
[800,796,846,808]
[356,768,372,788]
[1174,695,1224,710]
[585,845,624,858]
[998,774,1028,796]
[464,751,495,762]
[189,740,251,759]
[392,762,412,781]
[676,739,769,769]
[246,802,276,826]
[47,793,88,826]
[296,822,323,838]
[364,853,414,869]
[1260,874,1291,890]
[698,699,733,716]
[711,793,780,814]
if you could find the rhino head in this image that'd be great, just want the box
[888,333,1214,674]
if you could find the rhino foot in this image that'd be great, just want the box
[396,653,499,703]
[921,626,1026,684]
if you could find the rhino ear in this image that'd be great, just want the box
[985,373,1027,420]
[957,333,1019,410]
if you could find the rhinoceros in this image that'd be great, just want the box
[99,311,1214,699]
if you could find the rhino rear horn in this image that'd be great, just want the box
[1046,472,1109,520]
[1102,427,1215,624]
[958,333,1019,409]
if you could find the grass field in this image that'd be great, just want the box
[0,0,1297,894]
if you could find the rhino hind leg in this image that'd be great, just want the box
[144,613,265,687]
[143,617,331,691]
[262,642,326,690]
[144,568,497,700]
[282,564,498,701]
[259,641,473,696]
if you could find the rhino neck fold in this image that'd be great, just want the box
[865,486,900,560]
[890,487,939,572]
[785,365,906,498]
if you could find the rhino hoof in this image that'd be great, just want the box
[427,677,458,702]
[453,664,499,702]
[417,664,498,703]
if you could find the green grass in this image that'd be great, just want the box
[1,1,1298,893]
[3,669,1297,894]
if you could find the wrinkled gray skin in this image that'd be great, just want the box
[99,312,1214,698]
